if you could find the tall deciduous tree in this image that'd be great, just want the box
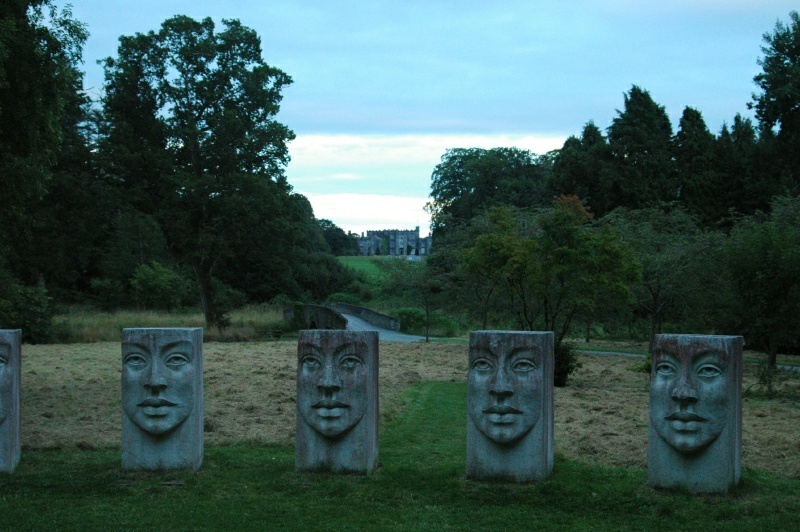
[461,198,640,384]
[717,196,800,397]
[426,147,551,237]
[0,1,87,218]
[100,16,295,327]
[0,1,87,340]
[318,219,360,256]
[603,207,722,351]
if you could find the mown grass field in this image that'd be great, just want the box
[338,255,393,285]
[2,342,799,529]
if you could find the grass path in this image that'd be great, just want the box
[1,381,799,529]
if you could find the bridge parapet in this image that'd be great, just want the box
[328,303,400,331]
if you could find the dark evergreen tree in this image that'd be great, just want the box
[752,11,800,189]
[674,107,722,225]
[606,86,677,209]
[551,121,615,216]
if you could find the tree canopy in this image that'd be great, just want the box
[427,147,552,237]
[99,16,300,327]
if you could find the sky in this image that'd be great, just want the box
[62,0,798,237]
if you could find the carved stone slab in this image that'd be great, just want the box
[121,328,203,470]
[296,330,379,474]
[467,331,554,482]
[648,334,742,493]
[0,330,21,473]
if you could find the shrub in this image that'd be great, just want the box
[429,311,459,337]
[0,280,53,343]
[554,342,582,387]
[392,308,426,333]
[130,261,193,310]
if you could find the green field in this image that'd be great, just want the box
[1,381,798,530]
[338,255,394,284]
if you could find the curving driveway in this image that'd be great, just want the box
[341,313,426,342]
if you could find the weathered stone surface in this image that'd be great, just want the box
[121,328,203,471]
[648,334,742,493]
[467,331,554,482]
[0,330,21,473]
[296,330,379,474]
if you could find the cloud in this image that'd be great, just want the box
[303,193,432,237]
[287,133,566,196]
[287,133,566,235]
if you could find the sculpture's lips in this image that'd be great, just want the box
[665,412,706,422]
[483,405,522,415]
[138,398,177,407]
[312,400,349,409]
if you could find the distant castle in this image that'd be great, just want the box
[358,226,433,257]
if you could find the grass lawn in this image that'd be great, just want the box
[1,381,799,529]
[3,340,799,529]
[338,255,392,285]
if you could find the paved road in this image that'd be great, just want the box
[341,313,426,342]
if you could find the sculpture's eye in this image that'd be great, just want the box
[302,355,321,370]
[656,362,676,376]
[697,365,722,379]
[472,358,493,371]
[165,353,190,368]
[124,353,148,368]
[512,359,536,373]
[340,355,362,369]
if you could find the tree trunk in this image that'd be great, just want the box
[648,312,658,354]
[766,336,777,399]
[424,301,431,343]
[192,260,227,330]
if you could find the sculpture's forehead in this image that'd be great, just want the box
[469,334,543,362]
[122,329,199,355]
[653,336,729,364]
[299,338,366,354]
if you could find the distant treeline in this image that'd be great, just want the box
[417,12,800,370]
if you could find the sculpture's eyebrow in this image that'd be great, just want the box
[122,342,152,355]
[692,350,727,365]
[335,342,365,356]
[298,342,322,355]
[508,347,539,359]
[160,340,194,358]
[473,347,498,359]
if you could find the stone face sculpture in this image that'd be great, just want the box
[467,331,553,482]
[296,330,378,474]
[0,330,20,473]
[648,334,742,493]
[121,328,203,471]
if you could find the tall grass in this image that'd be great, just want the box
[51,305,289,343]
